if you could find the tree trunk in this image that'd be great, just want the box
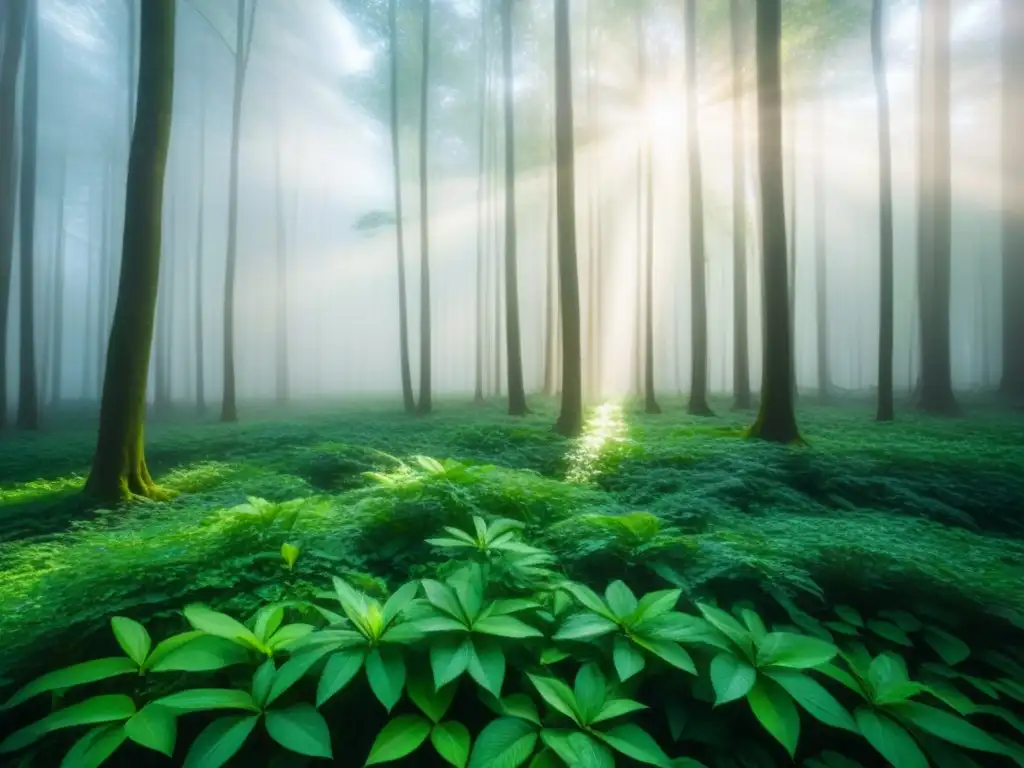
[730,0,750,410]
[50,154,68,405]
[500,0,528,416]
[416,0,433,415]
[273,106,289,405]
[873,0,895,421]
[685,0,711,416]
[543,139,558,397]
[84,0,176,503]
[749,0,800,443]
[787,92,799,401]
[1001,0,1024,402]
[813,88,830,405]
[473,0,488,404]
[195,80,207,415]
[153,187,172,412]
[553,0,582,438]
[16,0,39,430]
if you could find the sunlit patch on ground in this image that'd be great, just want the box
[0,475,84,508]
[566,402,627,484]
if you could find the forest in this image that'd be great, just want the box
[0,0,1022,765]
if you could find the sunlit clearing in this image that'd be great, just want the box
[566,402,627,484]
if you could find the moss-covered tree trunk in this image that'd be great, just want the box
[417,0,433,415]
[749,0,800,443]
[84,0,176,503]
[553,0,582,438]
[873,0,895,421]
[730,0,751,411]
[1001,0,1024,403]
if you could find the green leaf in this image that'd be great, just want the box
[432,721,471,768]
[816,662,868,696]
[867,620,913,647]
[184,604,265,654]
[697,603,753,656]
[540,647,571,665]
[382,581,421,627]
[888,701,1006,753]
[630,589,682,624]
[526,749,561,768]
[415,616,470,634]
[740,609,768,642]
[408,672,457,723]
[452,571,486,624]
[422,580,467,623]
[253,606,285,644]
[746,677,800,758]
[488,599,541,617]
[366,647,406,713]
[595,723,670,767]
[498,693,541,725]
[60,724,127,768]
[573,663,607,724]
[468,640,506,698]
[605,581,638,619]
[147,635,250,673]
[635,612,722,647]
[542,730,615,767]
[875,682,928,706]
[553,613,618,642]
[855,707,928,768]
[710,653,757,706]
[432,637,474,690]
[0,695,136,754]
[559,582,615,621]
[765,668,857,732]
[111,617,151,667]
[267,645,335,707]
[265,703,332,758]
[280,542,300,569]
[756,632,838,669]
[924,627,970,666]
[1,657,137,710]
[155,689,257,714]
[427,537,477,550]
[332,577,371,632]
[251,660,276,709]
[183,714,260,768]
[878,610,923,633]
[124,704,177,757]
[267,624,315,653]
[613,637,646,682]
[473,616,543,639]
[835,606,864,627]
[824,621,861,636]
[924,682,976,715]
[468,717,539,768]
[632,637,696,674]
[591,698,648,724]
[527,674,581,724]
[316,649,366,707]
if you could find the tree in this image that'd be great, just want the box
[730,0,751,411]
[417,0,433,415]
[873,0,895,421]
[813,90,830,404]
[748,0,800,443]
[195,71,208,415]
[16,0,40,430]
[220,0,257,423]
[685,0,712,416]
[553,0,582,438]
[916,0,957,414]
[500,0,528,416]
[474,0,488,404]
[49,155,68,406]
[84,0,176,502]
[273,101,289,405]
[389,0,415,413]
[0,0,27,431]
[1001,0,1024,402]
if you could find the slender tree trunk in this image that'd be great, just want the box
[389,0,415,413]
[500,0,527,415]
[474,0,488,404]
[813,89,830,404]
[273,107,289,405]
[416,0,433,415]
[685,0,711,416]
[50,155,67,406]
[633,11,643,398]
[749,0,800,443]
[16,0,39,430]
[195,82,207,415]
[153,188,172,412]
[731,0,750,410]
[787,93,799,401]
[84,0,176,502]
[543,139,558,396]
[873,0,895,421]
[553,0,582,438]
[1001,0,1024,402]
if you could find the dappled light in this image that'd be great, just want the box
[565,401,627,484]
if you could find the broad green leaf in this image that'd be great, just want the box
[60,724,127,768]
[473,616,543,639]
[605,581,638,619]
[697,603,754,657]
[591,698,648,724]
[633,637,696,674]
[332,577,371,633]
[253,606,285,644]
[824,621,860,636]
[916,733,986,768]
[595,723,670,767]
[710,653,757,706]
[468,717,539,768]
[855,707,928,768]
[142,631,203,670]
[542,730,615,768]
[408,672,457,723]
[432,637,473,690]
[874,681,928,706]
[147,635,250,673]
[746,677,800,758]
[553,613,618,642]
[815,662,867,696]
[440,526,478,545]
[111,617,151,667]
[878,610,923,633]
[184,604,264,653]
[765,668,857,732]
[452,571,485,625]
[251,660,276,709]
[316,649,366,707]
[630,589,682,624]
[527,748,562,768]
[924,627,970,666]
[973,705,1024,737]
[155,689,257,714]
[559,582,615,621]
[924,682,976,715]
[635,613,724,648]
[573,663,607,724]
[280,542,300,569]
[468,640,506,698]
[527,674,581,724]
[869,652,909,690]
[267,623,315,653]
[540,647,571,665]
[613,637,646,682]
[415,616,469,634]
[426,537,476,550]
[432,721,471,768]
[124,704,177,757]
[835,606,864,627]
[422,580,467,622]
[485,518,523,542]
[888,701,1007,753]
[756,632,838,669]
[0,695,136,754]
[265,703,332,758]
[1,657,137,710]
[182,714,260,768]
[488,599,541,617]
[867,620,913,647]
[740,609,768,643]
[267,645,335,707]
[381,621,425,645]
[498,694,541,725]
[366,647,406,713]
[382,581,421,627]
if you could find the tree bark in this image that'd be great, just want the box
[84,0,176,503]
[50,154,68,405]
[873,0,895,421]
[473,0,488,404]
[273,103,289,405]
[553,0,582,438]
[730,0,751,410]
[1001,0,1024,402]
[543,137,558,397]
[195,78,207,415]
[813,88,830,405]
[416,0,433,415]
[748,0,800,443]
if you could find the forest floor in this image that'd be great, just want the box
[1,395,1023,691]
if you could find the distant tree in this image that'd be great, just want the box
[553,0,581,438]
[1001,0,1024,402]
[195,75,208,415]
[872,0,895,421]
[153,188,174,413]
[474,0,488,404]
[417,0,433,415]
[273,103,289,405]
[49,154,68,405]
[813,90,830,404]
[749,0,800,443]
[730,0,751,411]
[84,0,176,502]
[542,142,558,397]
